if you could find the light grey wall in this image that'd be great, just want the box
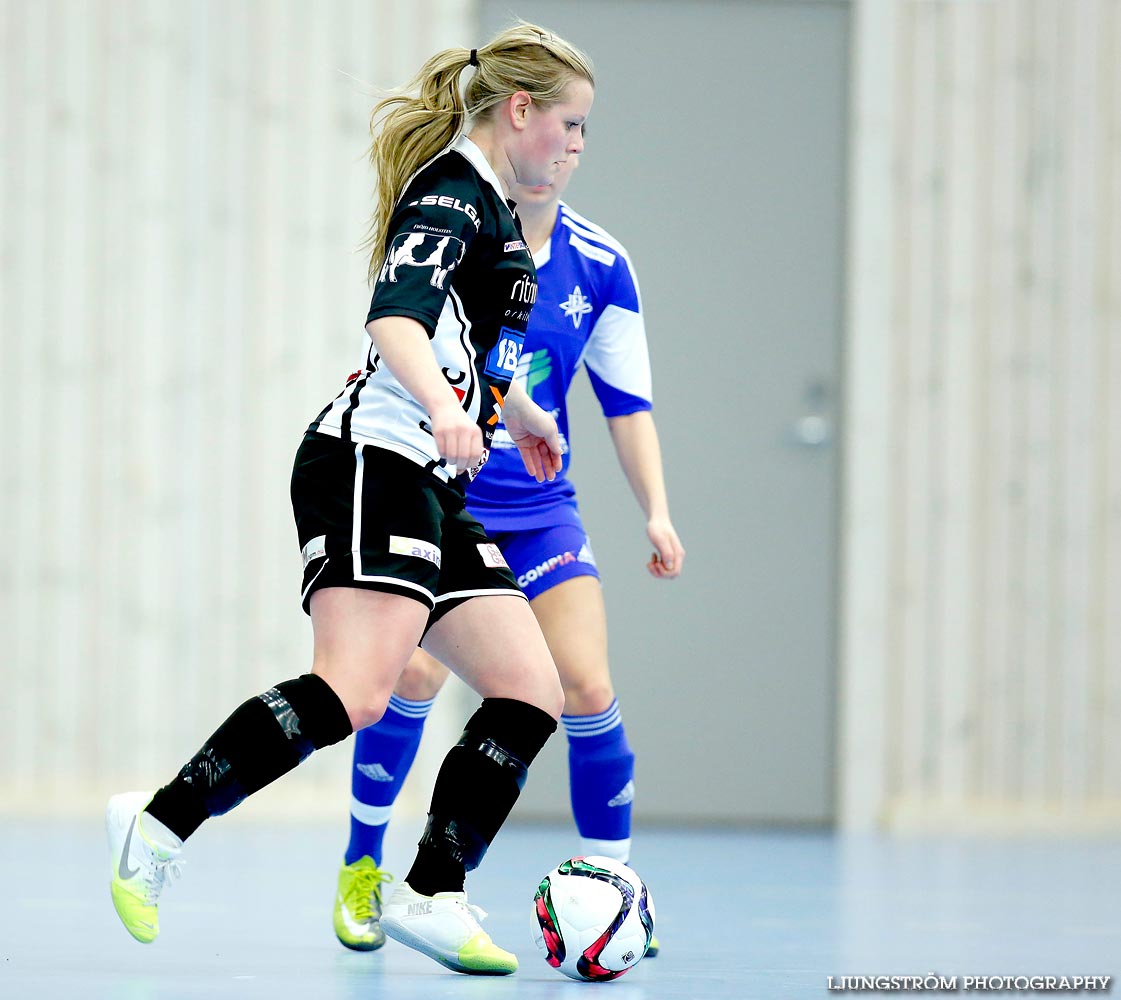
[480,0,851,825]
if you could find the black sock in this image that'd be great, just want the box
[406,698,557,896]
[146,673,352,841]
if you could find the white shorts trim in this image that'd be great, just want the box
[433,587,527,605]
[351,573,436,604]
[349,442,436,605]
[300,558,330,606]
[351,444,367,579]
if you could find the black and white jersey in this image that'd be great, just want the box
[310,135,537,484]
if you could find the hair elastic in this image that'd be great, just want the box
[469,48,478,66]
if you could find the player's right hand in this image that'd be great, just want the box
[646,515,685,579]
[428,401,484,471]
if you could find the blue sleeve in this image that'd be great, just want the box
[582,252,653,416]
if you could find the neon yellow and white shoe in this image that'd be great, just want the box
[380,882,518,975]
[106,791,183,943]
[646,934,660,958]
[333,856,393,951]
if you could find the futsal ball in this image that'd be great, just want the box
[532,855,655,982]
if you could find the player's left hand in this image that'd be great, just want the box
[645,516,685,579]
[502,384,564,483]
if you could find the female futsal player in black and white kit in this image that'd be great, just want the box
[105,23,595,976]
[333,154,684,959]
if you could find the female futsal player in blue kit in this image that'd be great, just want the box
[332,153,686,954]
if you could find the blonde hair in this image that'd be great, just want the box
[363,23,595,282]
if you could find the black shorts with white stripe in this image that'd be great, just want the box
[290,433,524,625]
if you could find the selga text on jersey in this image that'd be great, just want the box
[310,135,537,484]
[466,201,653,531]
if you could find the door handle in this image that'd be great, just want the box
[789,414,833,448]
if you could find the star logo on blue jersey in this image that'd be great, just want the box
[559,284,593,329]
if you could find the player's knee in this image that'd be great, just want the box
[488,651,564,719]
[397,649,450,700]
[561,676,615,716]
[503,664,565,720]
[311,650,401,730]
[314,671,390,731]
[348,694,391,732]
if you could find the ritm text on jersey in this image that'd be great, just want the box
[512,274,537,305]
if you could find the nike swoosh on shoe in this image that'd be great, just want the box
[337,899,371,936]
[119,817,140,879]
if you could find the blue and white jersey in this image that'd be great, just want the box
[466,201,652,530]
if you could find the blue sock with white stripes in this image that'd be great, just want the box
[563,699,635,863]
[345,694,434,866]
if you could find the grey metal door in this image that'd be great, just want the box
[480,0,848,825]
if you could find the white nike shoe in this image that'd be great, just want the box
[106,791,183,943]
[380,882,518,975]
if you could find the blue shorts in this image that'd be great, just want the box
[490,521,600,601]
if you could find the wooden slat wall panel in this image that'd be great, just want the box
[7,2,51,797]
[0,0,474,814]
[838,0,897,828]
[940,0,981,805]
[896,0,936,807]
[843,0,1121,831]
[1058,0,1099,806]
[979,0,1019,804]
[1102,0,1121,800]
[1020,0,1062,805]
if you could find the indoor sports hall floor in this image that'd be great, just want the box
[1,818,1116,998]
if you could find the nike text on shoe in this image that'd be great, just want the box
[333,856,393,951]
[106,791,183,943]
[380,882,518,975]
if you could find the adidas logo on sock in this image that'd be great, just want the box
[607,780,635,807]
[357,763,394,782]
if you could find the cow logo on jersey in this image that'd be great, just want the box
[380,232,465,290]
[559,284,593,328]
[484,327,525,380]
